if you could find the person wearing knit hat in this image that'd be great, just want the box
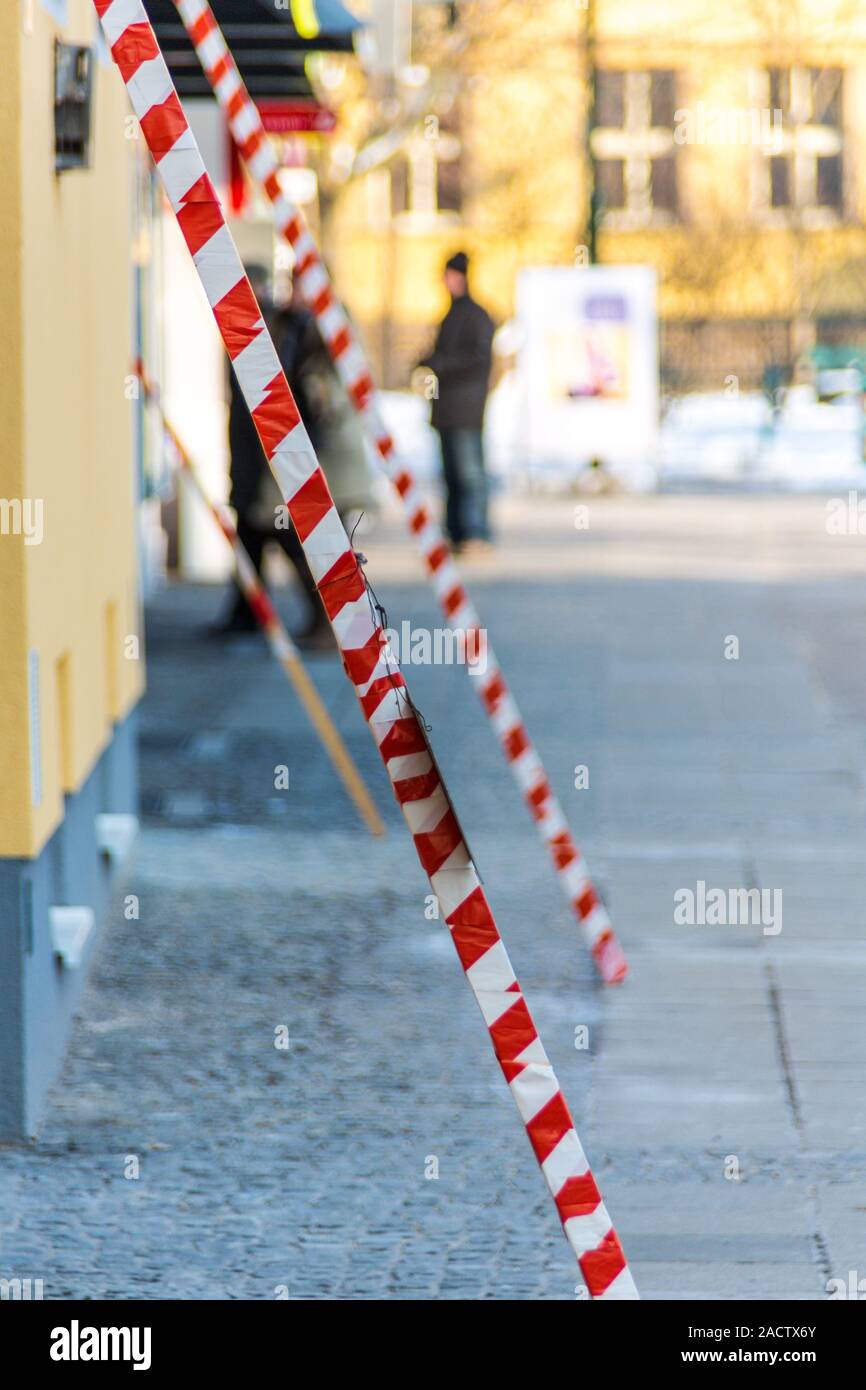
[416,251,495,554]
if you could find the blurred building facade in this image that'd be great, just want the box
[323,0,866,390]
[0,0,143,1138]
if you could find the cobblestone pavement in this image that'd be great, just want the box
[2,492,866,1300]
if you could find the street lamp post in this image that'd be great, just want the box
[583,0,599,264]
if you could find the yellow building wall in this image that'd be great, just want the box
[0,2,28,857]
[0,0,143,860]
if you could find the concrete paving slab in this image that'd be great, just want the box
[3,494,865,1299]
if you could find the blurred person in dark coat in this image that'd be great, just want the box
[418,251,495,553]
[213,265,374,648]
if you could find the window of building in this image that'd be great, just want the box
[651,154,677,212]
[596,157,625,210]
[391,158,409,217]
[650,70,677,129]
[817,153,842,207]
[811,67,842,126]
[386,118,463,226]
[592,69,679,227]
[770,154,790,208]
[757,67,844,219]
[434,110,462,214]
[596,70,625,129]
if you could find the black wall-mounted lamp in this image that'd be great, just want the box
[55,41,94,173]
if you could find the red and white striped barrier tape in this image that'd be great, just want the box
[94,0,637,1298]
[171,0,628,987]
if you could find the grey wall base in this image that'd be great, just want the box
[0,711,138,1142]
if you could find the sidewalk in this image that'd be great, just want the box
[1,493,865,1299]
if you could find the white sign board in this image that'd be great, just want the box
[516,265,658,486]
